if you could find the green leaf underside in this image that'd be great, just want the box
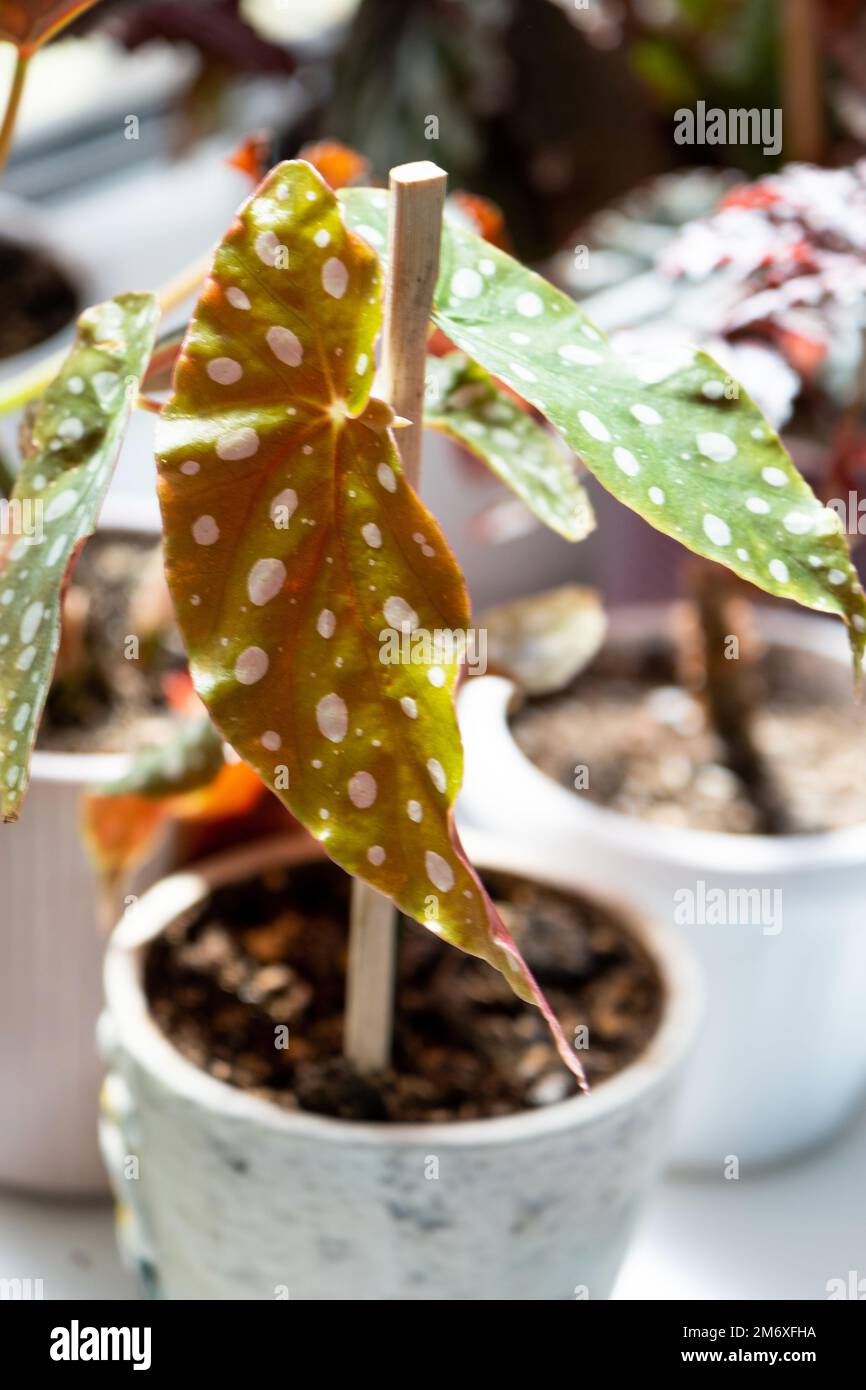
[342,189,866,668]
[156,162,584,1082]
[0,294,159,820]
[424,353,594,541]
[94,717,225,799]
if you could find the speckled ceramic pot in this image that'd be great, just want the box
[99,830,700,1301]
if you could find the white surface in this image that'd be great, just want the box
[2,1093,864,1300]
[615,1096,866,1302]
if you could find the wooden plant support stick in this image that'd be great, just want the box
[780,0,824,163]
[343,161,447,1073]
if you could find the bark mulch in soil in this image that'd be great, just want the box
[512,638,866,835]
[146,856,663,1123]
[39,531,182,754]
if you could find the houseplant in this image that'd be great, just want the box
[547,158,866,602]
[0,266,165,1192]
[458,157,866,1169]
[99,827,701,1301]
[2,151,862,1293]
[0,3,274,1190]
[458,600,866,1170]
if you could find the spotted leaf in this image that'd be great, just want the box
[82,720,266,888]
[0,293,159,821]
[92,716,225,800]
[343,189,866,667]
[0,0,102,53]
[157,160,585,1085]
[424,353,594,541]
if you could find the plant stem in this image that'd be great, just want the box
[779,0,823,163]
[155,250,212,316]
[343,161,447,1074]
[0,48,31,179]
[681,562,790,835]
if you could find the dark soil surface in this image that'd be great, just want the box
[0,236,79,360]
[39,531,183,753]
[512,634,866,835]
[145,855,664,1123]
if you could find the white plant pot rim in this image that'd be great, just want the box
[464,602,866,875]
[28,493,161,785]
[105,828,702,1150]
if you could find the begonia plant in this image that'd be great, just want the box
[1,153,864,1081]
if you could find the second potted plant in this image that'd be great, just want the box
[459,595,866,1170]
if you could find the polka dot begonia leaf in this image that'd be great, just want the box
[81,717,244,889]
[424,352,594,541]
[81,717,259,889]
[0,293,159,821]
[342,188,866,669]
[156,161,585,1084]
[92,716,226,799]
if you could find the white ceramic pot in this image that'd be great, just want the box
[458,604,866,1171]
[0,499,166,1195]
[99,829,700,1301]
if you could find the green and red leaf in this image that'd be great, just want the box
[425,352,594,541]
[81,790,167,890]
[156,160,585,1083]
[0,293,159,820]
[0,0,102,54]
[81,716,266,888]
[92,715,225,800]
[342,189,866,668]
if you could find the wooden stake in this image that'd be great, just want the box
[780,0,824,164]
[379,162,448,483]
[343,161,447,1073]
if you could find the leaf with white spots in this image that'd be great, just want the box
[0,293,159,820]
[343,188,866,666]
[91,717,226,799]
[81,726,266,889]
[157,161,585,1085]
[424,353,594,541]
